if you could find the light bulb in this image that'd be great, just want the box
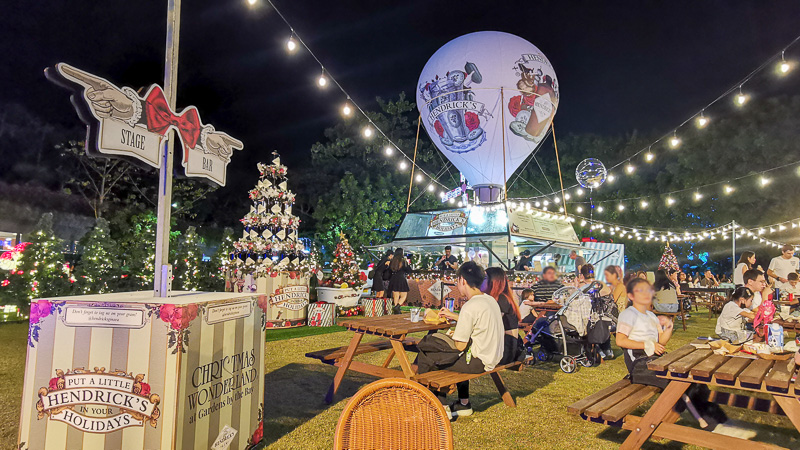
[625,164,635,174]
[724,185,734,195]
[247,0,256,5]
[669,135,681,148]
[317,74,328,87]
[576,206,583,213]
[415,174,423,183]
[363,126,374,138]
[448,198,455,204]
[534,201,541,207]
[580,220,587,226]
[696,115,709,128]
[597,206,604,213]
[564,193,571,200]
[427,184,435,192]
[439,192,446,199]
[608,174,616,183]
[576,188,584,196]
[286,37,297,52]
[780,60,791,74]
[666,197,676,206]
[554,197,561,204]
[384,146,393,155]
[399,161,407,170]
[543,200,550,206]
[617,204,625,211]
[342,104,353,116]
[694,192,703,201]
[736,88,748,106]
[640,200,649,209]
[457,201,463,207]
[760,176,771,187]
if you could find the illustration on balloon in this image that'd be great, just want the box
[417,32,559,195]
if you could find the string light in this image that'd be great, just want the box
[286,36,297,53]
[607,174,616,183]
[597,206,604,213]
[362,126,374,138]
[780,51,791,74]
[384,145,393,155]
[724,185,735,195]
[735,86,748,106]
[694,192,703,201]
[669,132,681,148]
[696,112,709,128]
[415,174,424,183]
[342,103,353,116]
[427,184,435,192]
[317,71,328,88]
[247,0,257,5]
[625,163,635,174]
[617,204,625,211]
[645,151,655,162]
[399,161,408,170]
[666,197,676,206]
[576,206,584,213]
[760,176,771,187]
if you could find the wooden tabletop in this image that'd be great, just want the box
[338,314,454,337]
[647,343,799,395]
[682,287,734,294]
[774,319,800,332]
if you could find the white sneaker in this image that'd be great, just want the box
[443,404,452,420]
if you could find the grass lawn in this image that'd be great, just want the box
[2,312,798,449]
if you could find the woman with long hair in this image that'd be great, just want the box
[387,248,412,314]
[483,268,523,364]
[370,249,393,298]
[733,251,756,286]
[653,269,679,313]
[603,265,626,312]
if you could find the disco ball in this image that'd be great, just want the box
[575,158,607,189]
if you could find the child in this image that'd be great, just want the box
[518,288,538,323]
[715,287,755,343]
[616,278,727,429]
[615,278,673,388]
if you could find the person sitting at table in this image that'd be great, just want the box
[433,245,459,272]
[601,265,627,312]
[531,266,563,302]
[734,251,756,287]
[616,278,728,429]
[743,268,768,311]
[652,270,679,313]
[699,270,719,288]
[484,267,524,364]
[514,249,533,271]
[518,288,538,323]
[715,287,756,343]
[432,261,504,420]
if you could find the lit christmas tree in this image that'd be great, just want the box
[658,243,680,273]
[75,218,120,294]
[232,152,306,276]
[328,234,365,289]
[173,226,204,291]
[118,212,160,290]
[16,213,71,303]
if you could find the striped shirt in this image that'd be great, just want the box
[532,280,564,302]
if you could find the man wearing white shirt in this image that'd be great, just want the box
[744,269,768,311]
[767,245,799,290]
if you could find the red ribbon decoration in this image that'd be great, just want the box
[144,87,202,150]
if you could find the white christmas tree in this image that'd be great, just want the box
[232,152,307,275]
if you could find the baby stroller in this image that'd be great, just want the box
[523,284,599,373]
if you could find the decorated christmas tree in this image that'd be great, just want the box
[75,218,120,294]
[328,234,365,289]
[232,152,306,275]
[173,226,204,291]
[658,243,680,273]
[16,213,71,304]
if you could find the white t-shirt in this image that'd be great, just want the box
[733,263,748,286]
[716,302,747,335]
[617,307,660,344]
[750,291,763,311]
[768,256,800,289]
[782,283,800,296]
[452,293,504,371]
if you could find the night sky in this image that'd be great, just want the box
[3,0,800,197]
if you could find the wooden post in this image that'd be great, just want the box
[500,88,508,202]
[551,122,567,215]
[154,0,181,297]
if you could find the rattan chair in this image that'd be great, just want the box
[333,378,454,450]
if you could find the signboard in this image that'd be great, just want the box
[509,209,579,243]
[45,63,244,186]
[429,210,468,233]
[440,174,471,203]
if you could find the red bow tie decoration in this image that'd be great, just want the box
[144,87,202,149]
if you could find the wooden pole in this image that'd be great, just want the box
[154,0,181,297]
[406,115,421,212]
[551,122,567,215]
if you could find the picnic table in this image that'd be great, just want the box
[683,287,730,319]
[774,318,800,334]
[306,314,453,403]
[619,342,800,449]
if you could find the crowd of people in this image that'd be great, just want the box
[369,244,800,423]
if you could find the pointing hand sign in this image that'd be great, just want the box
[57,63,136,121]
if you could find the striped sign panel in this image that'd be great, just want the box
[18,292,265,450]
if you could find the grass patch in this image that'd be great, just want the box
[266,325,345,342]
[2,311,798,449]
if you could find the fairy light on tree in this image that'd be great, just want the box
[75,218,120,294]
[173,226,203,291]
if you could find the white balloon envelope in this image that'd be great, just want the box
[417,31,559,196]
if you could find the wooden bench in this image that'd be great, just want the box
[306,337,420,365]
[412,361,524,407]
